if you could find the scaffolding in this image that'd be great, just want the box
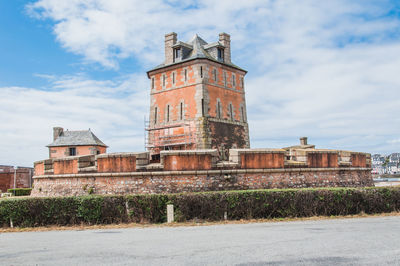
[145,119,195,153]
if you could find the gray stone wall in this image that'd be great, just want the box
[31,168,373,197]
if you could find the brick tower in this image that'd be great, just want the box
[146,32,250,161]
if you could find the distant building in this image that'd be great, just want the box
[389,153,400,163]
[371,153,400,175]
[388,162,399,174]
[47,127,107,159]
[372,154,385,165]
[0,165,33,192]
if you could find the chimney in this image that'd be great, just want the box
[53,127,63,141]
[165,32,177,65]
[219,32,231,63]
[300,137,308,146]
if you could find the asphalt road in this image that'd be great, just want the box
[1,216,400,265]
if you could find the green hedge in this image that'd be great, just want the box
[0,187,400,227]
[7,188,32,196]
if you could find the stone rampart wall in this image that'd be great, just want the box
[31,148,373,197]
[31,168,373,197]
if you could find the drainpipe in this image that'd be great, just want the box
[13,166,18,196]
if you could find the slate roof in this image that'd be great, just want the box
[148,34,246,73]
[47,130,107,147]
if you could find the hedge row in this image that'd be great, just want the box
[1,187,400,227]
[7,188,32,196]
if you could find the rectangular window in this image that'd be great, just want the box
[162,75,166,87]
[69,147,76,156]
[224,71,227,86]
[241,106,245,122]
[172,72,175,84]
[217,101,221,119]
[200,66,203,78]
[241,76,244,88]
[184,69,187,81]
[229,104,233,121]
[167,105,170,122]
[180,102,183,120]
[201,99,205,117]
[213,69,217,82]
[232,74,236,87]
[154,107,158,124]
[218,48,224,61]
[174,48,181,62]
[151,77,155,89]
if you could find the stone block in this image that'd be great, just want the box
[229,149,285,169]
[53,157,79,175]
[351,153,367,167]
[96,153,137,173]
[161,150,218,171]
[307,151,339,168]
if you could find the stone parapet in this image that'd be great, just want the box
[351,152,367,168]
[77,155,95,169]
[307,151,339,168]
[53,156,78,175]
[36,159,54,175]
[34,160,45,176]
[160,149,218,171]
[96,152,148,173]
[229,149,285,169]
[338,150,352,167]
[32,148,371,176]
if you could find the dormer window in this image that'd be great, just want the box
[174,48,181,62]
[218,48,224,61]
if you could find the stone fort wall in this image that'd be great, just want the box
[31,149,373,197]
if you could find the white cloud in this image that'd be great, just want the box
[0,74,149,166]
[2,0,399,166]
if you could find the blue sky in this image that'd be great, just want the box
[1,0,400,166]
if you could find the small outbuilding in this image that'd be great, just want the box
[47,127,107,159]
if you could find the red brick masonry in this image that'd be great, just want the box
[31,149,373,197]
[0,166,33,192]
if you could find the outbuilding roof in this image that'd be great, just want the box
[47,130,107,147]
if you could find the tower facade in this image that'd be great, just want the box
[146,32,250,160]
